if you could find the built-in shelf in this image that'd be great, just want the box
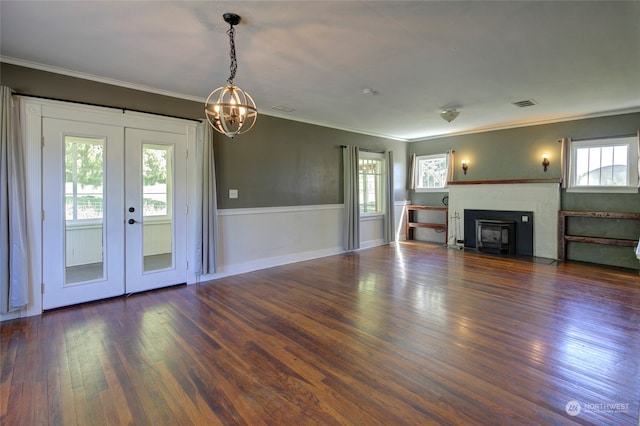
[558,210,640,260]
[405,205,448,242]
[448,178,561,185]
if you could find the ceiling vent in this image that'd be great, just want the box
[512,99,537,108]
[272,105,296,113]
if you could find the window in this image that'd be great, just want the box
[65,136,104,222]
[358,152,384,214]
[142,144,172,218]
[569,136,638,192]
[414,152,450,192]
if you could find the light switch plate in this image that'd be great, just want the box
[229,189,238,199]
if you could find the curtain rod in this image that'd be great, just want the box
[339,145,386,154]
[14,93,202,123]
[569,133,637,142]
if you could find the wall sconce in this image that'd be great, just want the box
[542,154,550,172]
[461,160,469,175]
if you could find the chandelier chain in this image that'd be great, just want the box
[227,25,237,85]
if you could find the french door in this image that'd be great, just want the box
[42,118,187,310]
[124,128,187,294]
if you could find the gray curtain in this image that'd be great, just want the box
[384,151,395,243]
[560,137,570,189]
[195,121,218,276]
[1,86,29,312]
[637,130,639,188]
[343,145,360,251]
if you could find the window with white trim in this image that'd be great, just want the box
[358,152,385,215]
[414,152,450,192]
[65,136,104,222]
[142,144,173,219]
[569,136,638,192]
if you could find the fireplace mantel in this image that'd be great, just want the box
[448,178,561,185]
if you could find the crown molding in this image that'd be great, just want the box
[1,56,205,103]
[408,107,640,143]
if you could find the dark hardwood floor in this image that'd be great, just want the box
[2,242,639,425]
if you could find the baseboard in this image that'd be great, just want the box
[193,245,344,282]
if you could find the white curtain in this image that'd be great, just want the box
[384,151,395,243]
[560,137,570,189]
[194,121,218,276]
[1,86,29,312]
[407,153,416,189]
[343,145,359,251]
[446,149,455,185]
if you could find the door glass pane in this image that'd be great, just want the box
[142,144,173,272]
[65,136,105,284]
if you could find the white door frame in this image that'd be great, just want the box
[124,128,188,294]
[42,118,126,309]
[1,97,198,319]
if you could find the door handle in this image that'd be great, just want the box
[128,218,141,225]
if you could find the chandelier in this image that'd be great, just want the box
[205,13,258,138]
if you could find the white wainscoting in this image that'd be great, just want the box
[65,223,103,266]
[360,214,385,249]
[395,200,411,241]
[143,221,172,256]
[209,204,343,279]
[198,204,396,281]
[448,183,560,259]
[64,221,171,266]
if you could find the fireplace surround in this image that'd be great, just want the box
[464,209,534,256]
[448,183,560,259]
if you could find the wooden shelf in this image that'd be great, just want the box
[405,205,448,242]
[407,222,447,231]
[558,210,640,260]
[447,178,561,185]
[563,235,637,247]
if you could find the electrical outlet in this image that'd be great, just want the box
[229,189,238,199]
[522,215,529,222]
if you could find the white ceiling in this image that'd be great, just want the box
[1,1,639,141]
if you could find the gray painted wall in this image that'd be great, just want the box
[409,113,640,269]
[213,114,406,209]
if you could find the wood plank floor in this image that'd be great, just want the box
[2,242,639,425]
